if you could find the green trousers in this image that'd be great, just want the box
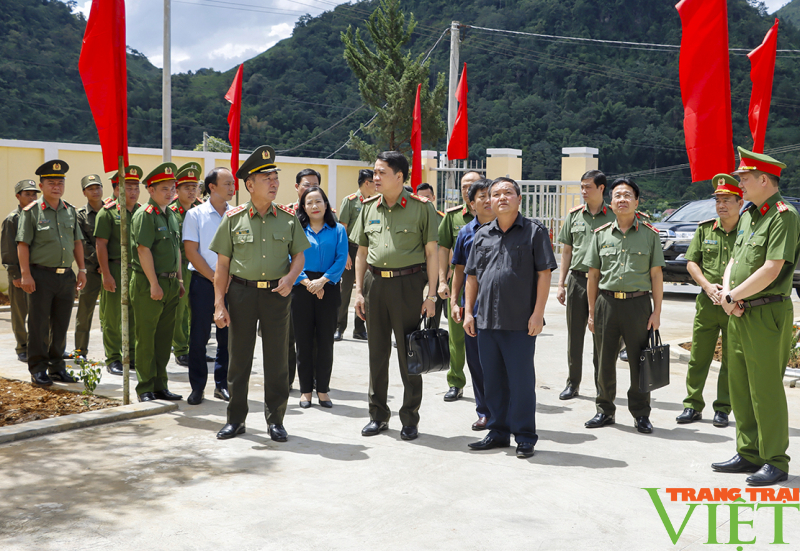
[171,261,191,356]
[594,293,652,417]
[130,272,180,395]
[728,298,792,473]
[100,262,136,364]
[445,279,467,389]
[226,279,290,425]
[7,273,28,355]
[565,273,599,391]
[683,292,731,414]
[74,270,102,354]
[365,270,426,427]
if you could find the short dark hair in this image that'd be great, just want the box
[416,182,434,195]
[488,177,521,197]
[205,167,230,194]
[376,151,409,182]
[609,177,640,199]
[467,178,493,202]
[753,170,780,187]
[296,168,321,185]
[461,170,482,182]
[581,170,607,191]
[297,186,337,229]
[357,169,374,187]
[403,185,414,193]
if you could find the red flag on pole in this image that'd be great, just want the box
[78,0,128,172]
[410,83,422,192]
[447,63,468,161]
[748,19,779,154]
[675,0,735,182]
[225,64,244,190]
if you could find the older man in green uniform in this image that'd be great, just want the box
[130,163,184,402]
[436,170,481,401]
[677,175,742,428]
[585,177,664,434]
[212,146,309,442]
[2,180,40,363]
[352,151,439,441]
[72,174,105,360]
[17,160,87,386]
[169,162,203,366]
[95,167,141,375]
[713,148,800,486]
[556,170,615,400]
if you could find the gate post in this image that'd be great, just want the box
[486,148,522,180]
[561,147,599,215]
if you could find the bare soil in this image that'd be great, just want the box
[0,378,120,427]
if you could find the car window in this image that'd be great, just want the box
[665,200,717,222]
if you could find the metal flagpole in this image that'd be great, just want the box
[162,0,171,162]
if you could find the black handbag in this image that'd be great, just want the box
[405,316,450,376]
[638,329,670,392]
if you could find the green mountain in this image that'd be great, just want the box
[3,0,800,208]
[777,0,800,27]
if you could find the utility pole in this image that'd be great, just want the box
[162,0,172,162]
[447,21,460,192]
[203,131,209,152]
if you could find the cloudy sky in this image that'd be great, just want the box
[66,0,792,74]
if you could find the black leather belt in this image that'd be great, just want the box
[31,264,70,275]
[367,264,423,278]
[601,290,650,299]
[110,259,133,269]
[570,270,588,278]
[741,295,789,309]
[157,272,179,279]
[231,274,281,289]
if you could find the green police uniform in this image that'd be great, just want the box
[17,160,84,377]
[557,202,616,393]
[438,204,474,390]
[586,214,665,419]
[168,196,203,358]
[337,190,368,336]
[430,208,445,330]
[73,174,104,356]
[725,150,800,474]
[351,187,439,427]
[130,164,182,396]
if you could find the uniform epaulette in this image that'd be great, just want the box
[145,204,155,214]
[446,204,463,213]
[594,221,612,233]
[636,211,651,219]
[776,201,789,213]
[698,218,715,225]
[362,194,381,203]
[104,201,117,210]
[643,221,659,234]
[169,204,179,212]
[347,193,358,200]
[226,204,247,217]
[437,210,445,217]
[569,204,585,213]
[63,201,74,209]
[409,193,428,203]
[276,203,295,215]
[103,197,114,204]
[23,201,37,211]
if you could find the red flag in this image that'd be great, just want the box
[410,83,422,192]
[675,0,735,182]
[447,63,468,160]
[78,0,128,172]
[225,64,244,190]
[748,19,779,154]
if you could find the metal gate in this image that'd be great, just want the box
[518,180,581,252]
[432,158,486,211]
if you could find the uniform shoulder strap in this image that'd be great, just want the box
[347,193,357,200]
[169,204,179,212]
[594,221,612,233]
[409,193,428,203]
[697,218,715,226]
[23,201,37,211]
[362,194,381,204]
[104,201,117,210]
[643,221,660,234]
[276,203,295,215]
[226,204,247,217]
[446,204,463,213]
[776,201,790,213]
[145,204,155,214]
[569,204,585,213]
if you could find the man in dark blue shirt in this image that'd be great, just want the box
[463,177,558,458]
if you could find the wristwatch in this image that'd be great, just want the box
[725,293,733,304]
[426,295,437,303]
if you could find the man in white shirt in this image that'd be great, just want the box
[183,167,236,405]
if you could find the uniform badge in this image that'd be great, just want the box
[777,201,789,213]
[88,175,96,181]
[165,167,173,174]
[262,150,270,159]
[53,163,61,171]
[369,219,380,225]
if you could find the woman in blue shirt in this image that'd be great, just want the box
[293,186,348,408]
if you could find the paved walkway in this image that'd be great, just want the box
[2,285,800,550]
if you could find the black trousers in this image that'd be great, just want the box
[292,272,341,394]
[188,274,228,392]
[565,273,599,390]
[337,242,366,335]
[27,267,75,375]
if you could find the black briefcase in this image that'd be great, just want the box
[638,329,670,392]
[405,316,450,376]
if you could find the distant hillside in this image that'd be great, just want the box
[777,0,800,27]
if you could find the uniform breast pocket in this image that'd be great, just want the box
[701,245,720,272]
[393,224,419,250]
[232,233,254,260]
[746,235,767,265]
[570,224,586,245]
[599,246,618,270]
[272,231,291,258]
[628,247,651,273]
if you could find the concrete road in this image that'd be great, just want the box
[2,284,800,550]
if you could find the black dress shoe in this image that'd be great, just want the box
[268,424,288,442]
[187,390,204,405]
[361,420,389,436]
[153,389,183,400]
[585,413,615,428]
[49,369,78,383]
[635,416,653,434]
[468,435,510,450]
[214,388,231,401]
[31,371,53,386]
[713,411,729,427]
[106,360,123,376]
[318,397,333,408]
[352,331,368,341]
[333,329,343,342]
[559,385,579,400]
[444,386,463,402]
[138,392,156,402]
[400,426,418,441]
[676,408,702,424]
[516,442,535,458]
[216,423,245,440]
[746,464,789,486]
[299,400,312,409]
[175,355,189,367]
[62,351,73,359]
[712,454,761,473]
[17,352,27,363]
